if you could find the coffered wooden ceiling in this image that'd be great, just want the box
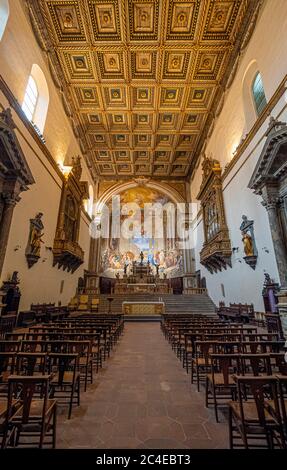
[27,0,262,181]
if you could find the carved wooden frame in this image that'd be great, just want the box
[53,157,88,273]
[197,157,232,274]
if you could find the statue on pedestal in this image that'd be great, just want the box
[140,251,144,264]
[240,215,258,269]
[26,213,44,268]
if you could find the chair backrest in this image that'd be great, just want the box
[270,353,287,375]
[16,352,47,376]
[195,341,218,361]
[0,340,21,352]
[211,354,241,386]
[240,354,272,376]
[48,353,78,386]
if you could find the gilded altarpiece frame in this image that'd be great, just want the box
[197,157,232,273]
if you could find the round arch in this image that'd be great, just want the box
[95,180,185,213]
[30,64,49,133]
[0,0,9,42]
[242,59,265,132]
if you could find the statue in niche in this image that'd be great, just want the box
[25,213,44,268]
[241,232,254,257]
[240,215,258,269]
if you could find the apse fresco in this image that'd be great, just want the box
[119,187,170,208]
[99,187,183,279]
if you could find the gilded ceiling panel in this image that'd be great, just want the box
[27,0,261,180]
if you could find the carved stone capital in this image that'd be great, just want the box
[2,192,21,207]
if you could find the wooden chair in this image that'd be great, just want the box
[1,375,57,449]
[229,376,286,449]
[64,341,92,392]
[191,341,217,391]
[206,354,241,422]
[240,353,272,376]
[48,353,80,419]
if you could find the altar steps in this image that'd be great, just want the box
[98,293,216,315]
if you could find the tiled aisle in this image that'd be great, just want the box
[57,322,228,449]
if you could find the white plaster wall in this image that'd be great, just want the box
[0,1,94,309]
[190,0,287,311]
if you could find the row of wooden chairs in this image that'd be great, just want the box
[0,314,125,448]
[162,313,287,448]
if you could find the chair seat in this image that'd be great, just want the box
[207,373,236,386]
[79,357,92,366]
[51,371,79,384]
[193,357,211,366]
[12,399,56,420]
[229,401,275,422]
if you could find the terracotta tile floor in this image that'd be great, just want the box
[56,322,229,449]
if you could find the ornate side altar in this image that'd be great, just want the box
[112,260,172,295]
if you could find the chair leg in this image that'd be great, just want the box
[77,377,81,406]
[84,366,88,392]
[52,405,57,449]
[197,366,200,392]
[213,384,219,423]
[205,377,209,408]
[69,386,75,419]
[228,407,233,449]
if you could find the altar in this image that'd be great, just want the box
[112,260,172,295]
[122,301,165,316]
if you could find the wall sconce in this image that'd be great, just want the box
[45,246,53,251]
[262,247,270,253]
[14,245,21,252]
[232,247,239,253]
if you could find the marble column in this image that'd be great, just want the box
[0,193,19,277]
[263,199,287,288]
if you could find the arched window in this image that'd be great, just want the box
[0,0,9,41]
[252,72,267,116]
[22,76,38,123]
[22,64,49,134]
